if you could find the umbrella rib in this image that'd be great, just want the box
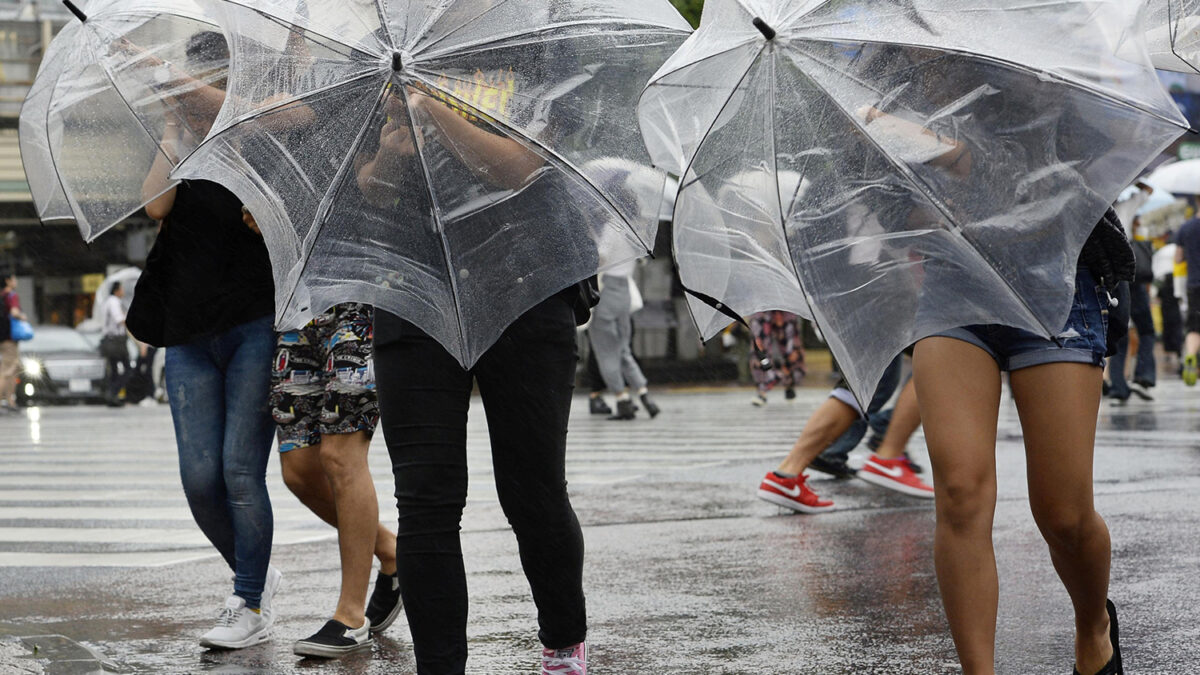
[408,70,653,254]
[784,50,1055,339]
[793,34,1188,133]
[205,0,386,58]
[1168,0,1200,77]
[406,0,517,57]
[279,76,394,324]
[765,47,819,328]
[414,19,691,61]
[398,80,470,361]
[674,44,767,196]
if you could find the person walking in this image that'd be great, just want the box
[100,281,131,407]
[748,311,806,406]
[128,174,281,649]
[263,292,403,658]
[756,354,933,513]
[1174,210,1200,385]
[588,263,659,421]
[0,273,27,413]
[912,209,1128,675]
[1106,218,1155,403]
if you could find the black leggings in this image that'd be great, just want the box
[375,295,587,675]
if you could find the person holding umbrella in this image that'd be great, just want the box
[638,3,1181,672]
[127,32,283,651]
[359,76,594,673]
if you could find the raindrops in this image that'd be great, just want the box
[459,269,470,279]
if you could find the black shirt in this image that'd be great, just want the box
[128,180,275,347]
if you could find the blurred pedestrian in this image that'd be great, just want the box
[748,311,805,406]
[1174,209,1200,385]
[756,353,933,513]
[1106,218,1156,403]
[583,339,612,416]
[0,272,27,413]
[100,281,131,407]
[264,290,403,657]
[589,263,659,421]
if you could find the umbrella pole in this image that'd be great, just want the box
[61,0,87,23]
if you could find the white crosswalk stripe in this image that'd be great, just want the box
[0,389,812,567]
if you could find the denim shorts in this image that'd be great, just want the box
[934,268,1109,372]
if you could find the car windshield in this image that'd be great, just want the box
[24,329,97,353]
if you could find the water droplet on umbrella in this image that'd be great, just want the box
[459,269,470,279]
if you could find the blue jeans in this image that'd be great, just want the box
[821,356,904,463]
[165,316,276,608]
[1108,281,1156,399]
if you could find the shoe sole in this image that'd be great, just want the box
[756,488,834,514]
[200,628,271,650]
[857,470,936,499]
[369,599,404,635]
[294,639,373,658]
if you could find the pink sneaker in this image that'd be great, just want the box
[542,642,586,674]
[857,454,935,498]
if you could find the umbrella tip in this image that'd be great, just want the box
[62,0,87,22]
[1189,127,1200,136]
[392,52,403,72]
[752,17,776,40]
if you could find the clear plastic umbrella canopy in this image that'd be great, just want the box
[1146,0,1200,73]
[173,0,691,367]
[18,0,229,241]
[638,0,1187,403]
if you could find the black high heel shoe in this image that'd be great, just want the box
[1072,599,1122,675]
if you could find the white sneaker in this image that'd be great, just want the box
[260,566,283,629]
[199,595,270,649]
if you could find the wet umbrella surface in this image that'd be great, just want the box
[638,0,1187,403]
[173,0,691,365]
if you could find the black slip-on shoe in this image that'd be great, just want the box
[294,619,372,659]
[365,570,403,635]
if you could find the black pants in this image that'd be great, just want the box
[102,336,129,401]
[375,295,587,675]
[1158,275,1183,356]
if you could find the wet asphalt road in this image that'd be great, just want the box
[0,380,1198,674]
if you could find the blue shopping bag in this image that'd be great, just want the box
[9,317,33,342]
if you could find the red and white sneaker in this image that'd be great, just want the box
[542,642,586,674]
[857,454,935,498]
[756,472,835,513]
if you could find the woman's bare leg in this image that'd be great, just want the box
[914,337,1002,675]
[1010,363,1112,674]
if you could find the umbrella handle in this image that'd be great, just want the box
[62,0,87,22]
[752,18,776,40]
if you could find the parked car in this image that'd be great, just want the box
[15,326,107,405]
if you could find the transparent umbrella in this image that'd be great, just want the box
[638,0,1187,403]
[172,0,691,367]
[18,0,230,241]
[1146,0,1200,73]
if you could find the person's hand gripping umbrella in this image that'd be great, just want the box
[170,0,692,367]
[19,0,231,240]
[638,0,1187,404]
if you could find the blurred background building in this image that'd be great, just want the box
[0,0,156,328]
